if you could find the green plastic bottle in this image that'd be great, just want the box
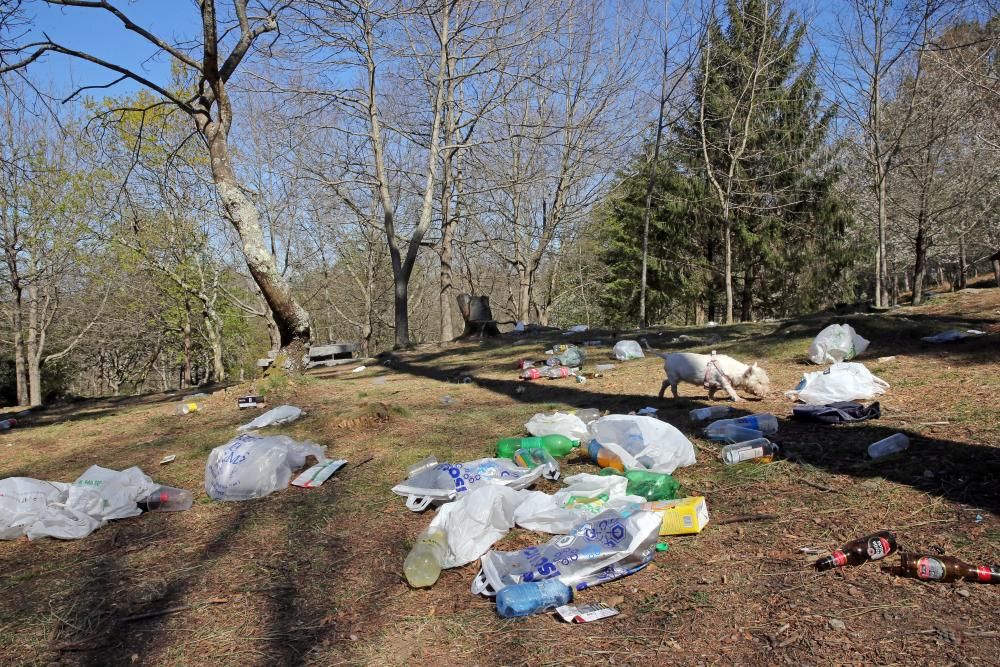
[599,467,681,501]
[496,434,579,459]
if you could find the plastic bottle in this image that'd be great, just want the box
[720,438,779,465]
[599,468,680,501]
[689,406,732,422]
[175,402,200,415]
[495,578,573,618]
[587,440,625,472]
[0,418,17,431]
[513,447,560,480]
[704,423,763,443]
[867,434,909,459]
[521,366,579,380]
[138,486,194,512]
[496,434,578,459]
[706,413,778,435]
[815,531,897,571]
[404,527,449,588]
[897,553,1000,584]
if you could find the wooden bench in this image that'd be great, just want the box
[307,343,359,369]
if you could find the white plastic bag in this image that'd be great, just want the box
[237,405,302,432]
[430,485,530,568]
[1,466,156,541]
[472,508,661,596]
[205,433,326,501]
[0,478,71,539]
[391,457,543,512]
[513,473,645,534]
[613,340,645,361]
[588,415,696,474]
[524,412,589,442]
[786,362,889,405]
[808,324,869,364]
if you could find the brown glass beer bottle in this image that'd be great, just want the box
[815,531,897,571]
[898,554,1000,584]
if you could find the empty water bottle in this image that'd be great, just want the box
[513,448,560,480]
[720,438,778,465]
[575,408,602,423]
[496,578,573,618]
[175,402,200,415]
[689,406,732,422]
[704,423,763,443]
[138,486,194,512]
[706,413,778,435]
[404,527,449,588]
[867,433,909,459]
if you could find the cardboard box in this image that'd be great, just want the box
[642,496,709,535]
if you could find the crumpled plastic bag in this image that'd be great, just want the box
[613,340,644,361]
[785,362,889,405]
[525,412,589,442]
[551,346,585,367]
[429,485,530,568]
[513,473,645,534]
[920,329,986,343]
[237,405,302,432]
[391,457,543,512]
[588,415,696,474]
[205,433,326,501]
[472,507,661,596]
[808,324,869,364]
[1,466,157,541]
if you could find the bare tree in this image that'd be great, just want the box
[0,0,313,348]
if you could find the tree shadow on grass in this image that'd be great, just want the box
[386,350,1000,516]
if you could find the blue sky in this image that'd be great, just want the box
[28,2,196,98]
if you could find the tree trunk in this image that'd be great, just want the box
[203,314,226,383]
[937,266,945,286]
[993,258,1000,288]
[183,300,193,388]
[723,215,734,324]
[26,286,41,406]
[740,264,754,322]
[203,125,311,348]
[957,234,967,289]
[912,225,927,306]
[439,172,455,342]
[393,273,410,349]
[9,286,28,406]
[517,270,532,323]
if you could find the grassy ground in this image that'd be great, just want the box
[1,285,999,666]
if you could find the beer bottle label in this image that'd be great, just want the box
[867,537,891,560]
[916,557,946,580]
[976,565,1000,583]
[831,550,848,567]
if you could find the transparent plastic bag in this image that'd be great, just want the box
[613,340,644,361]
[391,457,543,512]
[808,324,869,364]
[237,405,302,432]
[588,415,696,474]
[472,508,661,596]
[205,433,326,501]
[513,473,645,534]
[524,412,589,442]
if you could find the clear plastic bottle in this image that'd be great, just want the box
[720,438,778,465]
[575,408,602,424]
[175,402,200,415]
[495,579,573,618]
[404,527,449,588]
[706,413,778,434]
[867,433,909,459]
[689,406,732,422]
[704,423,763,443]
[138,486,194,512]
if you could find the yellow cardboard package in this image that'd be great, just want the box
[641,496,709,535]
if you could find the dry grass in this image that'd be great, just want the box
[1,286,999,666]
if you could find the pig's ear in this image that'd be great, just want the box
[751,362,759,369]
